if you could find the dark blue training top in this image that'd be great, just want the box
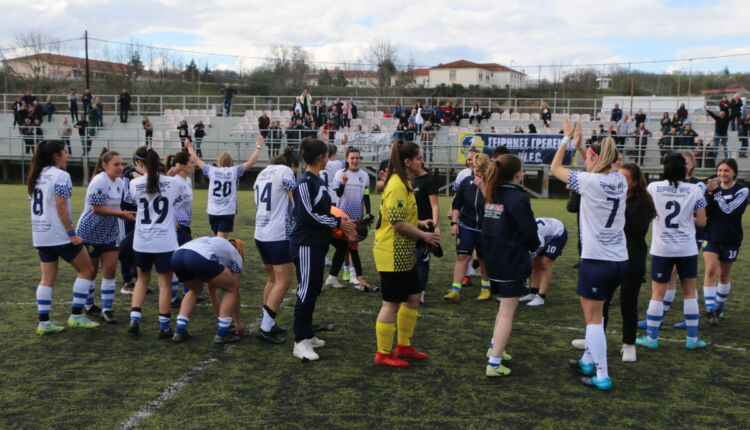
[705,182,748,247]
[481,184,540,281]
[452,175,485,230]
[290,171,341,247]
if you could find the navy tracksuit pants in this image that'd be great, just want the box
[292,244,329,342]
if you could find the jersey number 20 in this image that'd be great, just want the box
[212,181,232,198]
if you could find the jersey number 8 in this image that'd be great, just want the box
[32,189,44,215]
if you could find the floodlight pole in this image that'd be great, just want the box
[84,30,90,90]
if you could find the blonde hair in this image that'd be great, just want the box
[217,152,233,167]
[473,153,490,175]
[591,137,618,174]
[680,149,696,178]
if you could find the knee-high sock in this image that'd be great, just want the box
[684,298,699,341]
[36,285,52,322]
[397,305,418,346]
[72,277,90,314]
[376,320,396,354]
[715,283,731,310]
[662,289,676,315]
[646,300,664,340]
[85,279,95,309]
[585,323,609,380]
[100,278,116,311]
[703,286,717,312]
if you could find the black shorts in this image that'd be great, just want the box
[380,267,420,303]
[37,243,83,263]
[491,279,530,298]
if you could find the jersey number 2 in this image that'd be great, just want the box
[664,200,681,229]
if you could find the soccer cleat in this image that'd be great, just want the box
[341,270,350,281]
[214,333,242,344]
[99,310,117,324]
[325,276,345,289]
[128,320,140,335]
[526,295,545,307]
[395,344,429,360]
[706,310,718,326]
[293,339,320,361]
[37,322,65,336]
[581,376,612,391]
[476,289,491,301]
[256,328,285,344]
[120,282,134,295]
[673,320,688,329]
[172,331,193,342]
[621,344,637,362]
[68,315,100,329]
[461,276,472,287]
[85,304,102,316]
[443,290,460,303]
[519,293,536,302]
[270,324,287,335]
[637,319,647,329]
[686,339,708,350]
[715,308,725,320]
[568,359,595,376]
[571,339,585,350]
[485,364,511,377]
[485,348,512,361]
[374,351,409,367]
[158,329,174,339]
[310,336,326,348]
[635,336,658,349]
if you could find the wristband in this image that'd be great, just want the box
[450,222,457,226]
[255,146,263,150]
[67,230,76,237]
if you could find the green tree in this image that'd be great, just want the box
[318,69,333,86]
[333,70,348,87]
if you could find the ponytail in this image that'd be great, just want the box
[483,154,522,199]
[27,140,66,195]
[270,145,299,168]
[385,139,419,192]
[94,148,120,175]
[132,145,148,169]
[145,148,161,195]
[217,152,233,168]
[591,137,618,174]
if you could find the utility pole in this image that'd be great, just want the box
[84,30,90,90]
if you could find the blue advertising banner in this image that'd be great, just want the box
[458,133,575,165]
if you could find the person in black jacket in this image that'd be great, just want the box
[705,106,730,159]
[119,146,148,294]
[44,97,55,122]
[728,95,743,131]
[177,120,189,150]
[193,120,206,157]
[634,108,646,128]
[118,88,131,123]
[21,117,34,154]
[482,154,540,377]
[611,104,622,123]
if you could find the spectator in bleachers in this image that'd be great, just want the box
[12,98,22,128]
[541,102,551,127]
[671,113,683,131]
[22,91,36,107]
[678,122,698,150]
[514,125,524,133]
[313,101,326,128]
[704,105,730,159]
[58,117,73,154]
[658,127,676,164]
[676,103,688,121]
[442,102,454,124]
[74,117,91,155]
[321,119,337,142]
[31,100,44,124]
[68,89,78,122]
[44,97,55,123]
[350,100,358,119]
[82,89,93,118]
[118,88,131,123]
[473,124,482,133]
[596,124,606,140]
[729,95,743,131]
[428,105,442,128]
[194,120,206,156]
[334,98,344,111]
[631,122,651,165]
[269,121,283,157]
[393,122,406,140]
[528,124,537,134]
[411,106,424,135]
[616,114,630,149]
[300,89,312,115]
[399,110,409,126]
[142,116,154,147]
[371,124,381,133]
[404,122,417,141]
[258,112,270,138]
[293,97,304,117]
[421,121,436,162]
[221,83,237,116]
[20,117,34,154]
[611,103,623,123]
[329,105,343,129]
[177,120,190,150]
[719,96,730,115]
[87,98,99,129]
[341,100,354,128]
[95,97,105,127]
[693,138,707,168]
[634,108,646,128]
[304,113,313,129]
[607,123,617,138]
[454,102,464,125]
[660,112,671,134]
[354,124,363,132]
[393,103,403,117]
[739,112,750,158]
[469,104,482,125]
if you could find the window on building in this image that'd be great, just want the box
[479,72,483,80]
[449,70,456,80]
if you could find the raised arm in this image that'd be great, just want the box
[184,137,206,170]
[242,135,265,172]
[550,116,574,182]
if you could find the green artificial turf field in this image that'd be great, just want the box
[0,184,748,429]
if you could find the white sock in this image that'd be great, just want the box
[646,300,664,340]
[663,289,676,312]
[585,324,608,380]
[716,282,731,310]
[36,285,52,322]
[703,286,717,312]
[100,278,116,311]
[261,308,275,332]
[684,298,699,342]
[465,263,471,277]
[72,277,90,315]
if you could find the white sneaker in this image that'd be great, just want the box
[621,344,637,362]
[310,336,325,348]
[293,339,320,361]
[526,295,545,307]
[350,275,360,286]
[325,275,345,289]
[571,339,585,350]
[519,293,536,302]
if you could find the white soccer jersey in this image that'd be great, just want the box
[129,174,185,253]
[173,175,193,227]
[203,165,244,215]
[568,171,628,262]
[253,164,297,242]
[31,166,73,247]
[76,172,125,244]
[536,217,565,240]
[333,168,370,220]
[322,159,345,204]
[454,168,472,191]
[179,236,244,274]
[648,180,707,257]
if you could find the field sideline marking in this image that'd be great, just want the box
[2,300,747,353]
[114,293,295,430]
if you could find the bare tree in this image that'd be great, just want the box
[365,38,399,94]
[2,31,64,91]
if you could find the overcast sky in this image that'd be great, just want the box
[1,0,749,78]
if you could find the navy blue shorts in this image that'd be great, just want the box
[86,242,118,258]
[696,241,704,253]
[209,215,234,234]
[176,225,193,246]
[171,249,225,283]
[577,259,628,301]
[703,242,739,262]
[37,243,83,263]
[255,239,292,265]
[456,226,483,258]
[491,279,530,298]
[651,255,698,282]
[542,229,568,260]
[134,251,173,274]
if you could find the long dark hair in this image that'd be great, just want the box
[165,151,190,170]
[386,139,420,192]
[271,145,299,168]
[483,154,522,199]
[145,148,162,195]
[716,158,738,180]
[133,145,148,167]
[27,140,66,195]
[344,146,360,170]
[620,163,656,219]
[662,152,686,188]
[94,148,121,175]
[299,137,328,166]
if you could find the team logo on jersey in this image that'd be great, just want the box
[359,177,364,182]
[96,187,103,194]
[461,135,485,158]
[397,200,403,207]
